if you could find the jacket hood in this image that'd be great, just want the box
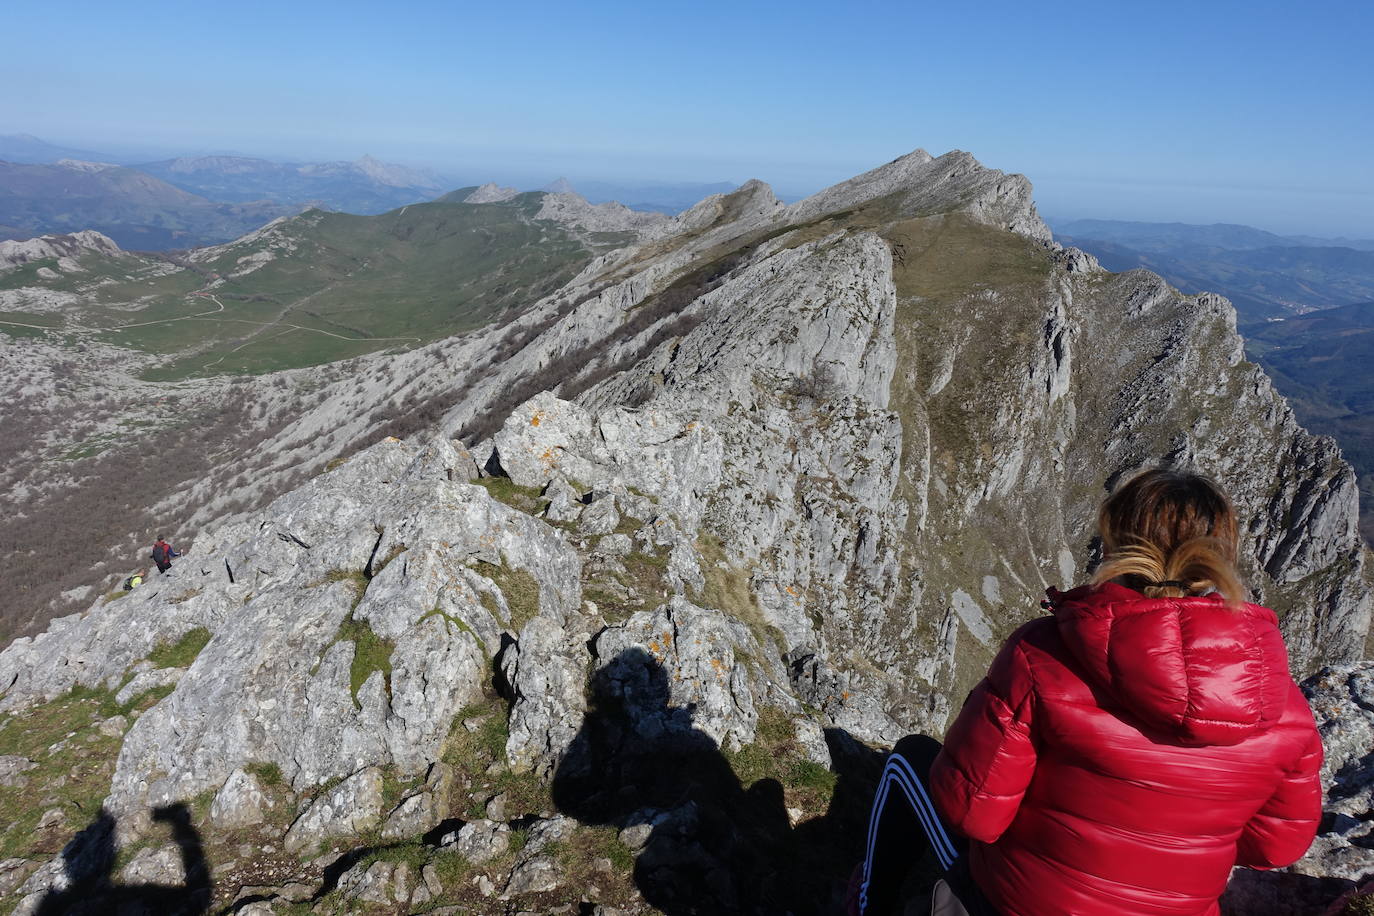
[1048,581,1293,746]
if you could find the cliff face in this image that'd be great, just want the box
[1,150,1370,914]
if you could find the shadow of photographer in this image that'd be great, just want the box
[552,646,889,915]
[35,802,211,916]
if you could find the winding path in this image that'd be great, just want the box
[2,291,423,346]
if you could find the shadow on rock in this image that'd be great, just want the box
[552,647,887,915]
[36,803,211,916]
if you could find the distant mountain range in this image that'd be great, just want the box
[0,133,738,249]
[1052,218,1374,320]
[1052,218,1374,253]
[0,132,136,165]
[0,133,452,247]
[0,159,296,249]
[134,153,445,214]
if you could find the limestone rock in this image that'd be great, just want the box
[381,761,454,839]
[1292,663,1374,883]
[209,768,274,829]
[445,818,511,864]
[0,145,1370,913]
[542,476,585,523]
[598,533,633,557]
[591,598,781,751]
[97,714,128,737]
[65,437,586,817]
[579,496,620,536]
[283,766,383,854]
[504,615,588,777]
[115,666,185,706]
[0,755,36,788]
[504,854,561,897]
[534,192,667,234]
[338,858,409,904]
[523,814,578,854]
[1220,869,1356,916]
[0,230,120,272]
[0,858,40,896]
[118,843,183,885]
[403,434,480,483]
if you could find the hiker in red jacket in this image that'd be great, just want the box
[852,469,1323,916]
[151,537,181,575]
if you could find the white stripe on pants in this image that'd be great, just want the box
[859,753,960,913]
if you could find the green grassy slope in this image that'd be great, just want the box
[0,194,632,380]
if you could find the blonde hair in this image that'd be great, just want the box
[1090,469,1245,607]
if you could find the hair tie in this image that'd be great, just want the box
[1152,579,1188,589]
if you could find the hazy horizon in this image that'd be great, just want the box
[4,0,1370,237]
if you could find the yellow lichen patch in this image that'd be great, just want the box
[530,410,545,426]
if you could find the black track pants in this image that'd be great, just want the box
[859,734,995,916]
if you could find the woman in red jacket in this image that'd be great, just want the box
[854,469,1324,916]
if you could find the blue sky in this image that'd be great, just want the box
[4,0,1371,236]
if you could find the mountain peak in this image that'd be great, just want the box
[350,154,442,190]
[0,229,120,271]
[787,148,1049,241]
[463,183,520,204]
[56,158,118,172]
[543,177,576,194]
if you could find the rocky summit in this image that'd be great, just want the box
[0,150,1371,914]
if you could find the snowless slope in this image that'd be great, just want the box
[1,149,1371,914]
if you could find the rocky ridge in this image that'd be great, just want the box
[534,192,670,234]
[0,230,120,272]
[1,149,1372,913]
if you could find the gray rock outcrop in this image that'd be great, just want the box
[0,230,120,272]
[283,766,383,854]
[463,182,519,204]
[535,192,669,234]
[209,768,274,829]
[1,146,1370,913]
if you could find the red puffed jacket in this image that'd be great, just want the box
[929,581,1323,916]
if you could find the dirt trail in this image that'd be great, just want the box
[4,291,423,346]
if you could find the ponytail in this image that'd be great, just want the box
[1092,469,1246,608]
[1091,536,1244,607]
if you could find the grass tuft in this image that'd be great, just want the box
[244,761,285,787]
[418,606,479,643]
[147,627,212,669]
[474,560,541,630]
[724,707,837,818]
[693,533,783,652]
[473,476,547,515]
[336,614,395,708]
[1344,893,1374,916]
